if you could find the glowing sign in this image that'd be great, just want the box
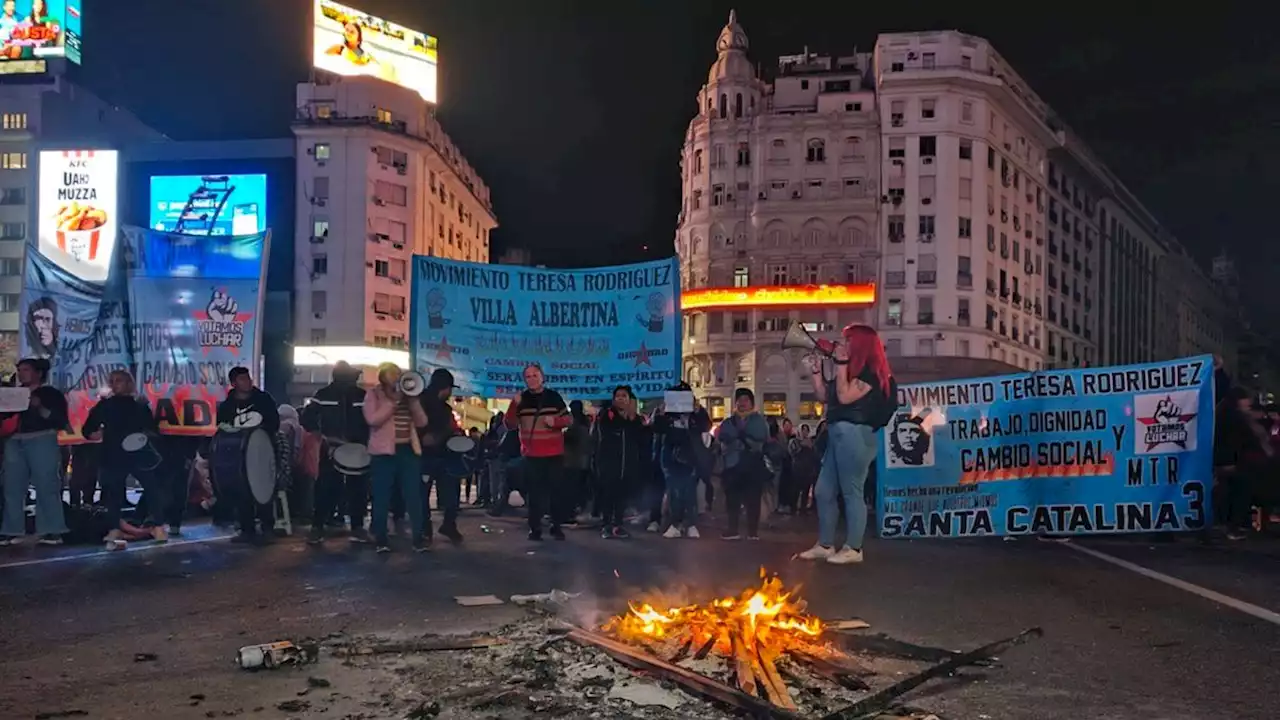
[680,284,876,311]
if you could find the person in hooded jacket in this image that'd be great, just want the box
[652,382,711,538]
[418,368,465,544]
[592,385,645,538]
[301,361,371,544]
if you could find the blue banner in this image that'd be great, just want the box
[410,256,681,400]
[21,227,268,442]
[877,357,1215,539]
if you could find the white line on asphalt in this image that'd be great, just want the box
[1066,542,1280,627]
[0,534,236,570]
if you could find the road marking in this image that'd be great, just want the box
[1066,542,1280,627]
[0,534,236,570]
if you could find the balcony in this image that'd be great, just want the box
[916,270,937,286]
[885,271,906,288]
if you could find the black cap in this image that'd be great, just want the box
[429,368,460,390]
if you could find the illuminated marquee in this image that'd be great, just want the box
[680,283,876,311]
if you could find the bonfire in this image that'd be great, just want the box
[603,569,847,710]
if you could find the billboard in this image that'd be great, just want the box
[149,173,268,236]
[38,149,118,283]
[0,1,82,68]
[312,0,438,104]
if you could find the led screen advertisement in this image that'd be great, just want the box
[312,0,439,104]
[149,173,268,236]
[38,149,118,283]
[0,0,82,68]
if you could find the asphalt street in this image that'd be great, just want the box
[1,510,1277,720]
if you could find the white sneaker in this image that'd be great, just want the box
[686,526,701,539]
[797,544,835,561]
[646,521,661,533]
[662,526,682,539]
[827,546,864,565]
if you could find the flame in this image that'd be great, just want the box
[604,570,824,658]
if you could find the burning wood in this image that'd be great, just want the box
[602,569,835,709]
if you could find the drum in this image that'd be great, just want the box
[210,428,278,505]
[121,432,163,472]
[425,435,476,481]
[445,436,475,454]
[330,442,371,476]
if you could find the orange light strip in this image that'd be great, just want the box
[680,283,876,311]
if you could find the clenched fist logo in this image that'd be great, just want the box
[1153,397,1182,424]
[207,290,239,323]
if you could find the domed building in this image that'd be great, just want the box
[675,11,880,423]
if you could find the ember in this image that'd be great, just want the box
[603,569,838,710]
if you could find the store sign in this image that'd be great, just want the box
[681,283,876,311]
[37,149,119,282]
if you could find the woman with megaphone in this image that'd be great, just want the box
[795,324,897,566]
[362,362,428,553]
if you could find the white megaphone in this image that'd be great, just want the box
[782,323,837,356]
[399,370,426,397]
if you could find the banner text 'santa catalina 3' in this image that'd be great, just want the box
[409,257,681,400]
[877,356,1215,539]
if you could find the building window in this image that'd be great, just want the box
[0,258,19,275]
[805,139,825,163]
[959,178,972,199]
[693,149,703,174]
[313,143,330,160]
[312,218,329,239]
[887,215,905,243]
[733,266,749,287]
[961,54,972,69]
[2,113,26,129]
[0,222,23,240]
[692,189,702,210]
[310,329,326,344]
[712,184,725,206]
[961,102,974,123]
[312,176,330,199]
[374,259,390,277]
[769,139,787,161]
[888,138,905,158]
[311,254,328,275]
[712,144,726,168]
[1,152,26,170]
[762,393,787,417]
[731,314,749,333]
[843,135,862,158]
[311,291,327,314]
[958,217,972,238]
[803,263,819,284]
[886,299,903,326]
[959,139,973,159]
[736,143,750,166]
[768,263,788,285]
[375,107,392,124]
[919,136,936,157]
[920,99,936,120]
[374,180,408,206]
[918,215,935,237]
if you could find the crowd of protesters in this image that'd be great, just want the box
[0,333,1277,556]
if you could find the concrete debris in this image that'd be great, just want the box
[510,589,580,606]
[608,680,687,709]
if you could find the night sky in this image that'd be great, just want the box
[79,1,1277,286]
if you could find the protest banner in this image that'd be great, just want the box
[877,356,1215,539]
[21,227,268,443]
[409,256,681,399]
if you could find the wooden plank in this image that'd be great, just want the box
[329,636,503,656]
[756,644,799,710]
[567,627,807,720]
[730,632,760,699]
[787,650,870,692]
[822,627,1044,720]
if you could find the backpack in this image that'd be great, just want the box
[866,376,900,429]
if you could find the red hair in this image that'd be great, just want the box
[842,323,891,392]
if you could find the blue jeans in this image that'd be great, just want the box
[814,422,877,550]
[370,446,424,542]
[665,467,698,528]
[2,432,67,537]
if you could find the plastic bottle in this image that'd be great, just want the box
[236,641,315,669]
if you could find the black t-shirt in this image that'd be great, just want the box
[825,366,883,426]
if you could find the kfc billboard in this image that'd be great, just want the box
[38,149,118,282]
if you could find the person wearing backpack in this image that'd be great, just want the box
[797,323,896,565]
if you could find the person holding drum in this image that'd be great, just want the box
[417,368,466,545]
[81,369,168,547]
[215,367,282,543]
[301,361,372,545]
[0,357,70,546]
[362,363,429,553]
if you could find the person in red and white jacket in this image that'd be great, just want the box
[505,364,572,541]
